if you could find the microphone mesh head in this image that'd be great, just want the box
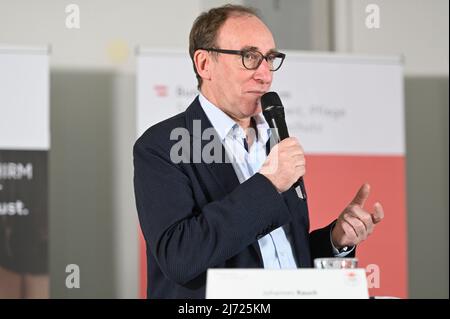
[261,92,283,111]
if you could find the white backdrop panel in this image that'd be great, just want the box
[0,46,49,150]
[137,49,404,155]
[271,52,404,155]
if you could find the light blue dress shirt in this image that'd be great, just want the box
[198,93,352,268]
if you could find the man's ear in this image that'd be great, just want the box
[194,50,211,81]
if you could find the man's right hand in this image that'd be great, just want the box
[259,137,306,193]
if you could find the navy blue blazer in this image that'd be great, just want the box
[133,96,350,299]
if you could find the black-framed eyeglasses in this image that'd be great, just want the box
[198,48,286,71]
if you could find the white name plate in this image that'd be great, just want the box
[206,269,369,299]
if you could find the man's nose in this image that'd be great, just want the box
[253,59,272,84]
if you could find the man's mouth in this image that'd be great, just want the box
[246,91,266,95]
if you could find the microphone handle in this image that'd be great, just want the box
[292,178,307,200]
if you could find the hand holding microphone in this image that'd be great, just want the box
[259,92,307,198]
[259,137,306,193]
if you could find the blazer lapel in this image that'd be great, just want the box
[185,96,264,265]
[184,97,240,195]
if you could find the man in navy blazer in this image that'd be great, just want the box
[134,5,384,299]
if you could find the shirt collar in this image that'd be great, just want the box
[198,93,271,144]
[198,93,236,142]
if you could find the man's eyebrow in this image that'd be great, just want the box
[267,48,279,54]
[241,46,258,51]
[241,46,279,54]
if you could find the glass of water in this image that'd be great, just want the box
[314,257,358,269]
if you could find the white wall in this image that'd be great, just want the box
[0,0,202,71]
[333,0,449,75]
[244,0,331,51]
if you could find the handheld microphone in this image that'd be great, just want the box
[261,92,307,200]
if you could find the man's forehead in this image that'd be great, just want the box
[217,16,275,49]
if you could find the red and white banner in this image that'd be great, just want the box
[137,49,407,298]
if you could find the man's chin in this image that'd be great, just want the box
[254,100,262,114]
[243,105,262,118]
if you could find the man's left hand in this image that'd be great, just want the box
[331,183,384,249]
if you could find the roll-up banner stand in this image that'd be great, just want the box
[0,45,50,298]
[136,49,407,298]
